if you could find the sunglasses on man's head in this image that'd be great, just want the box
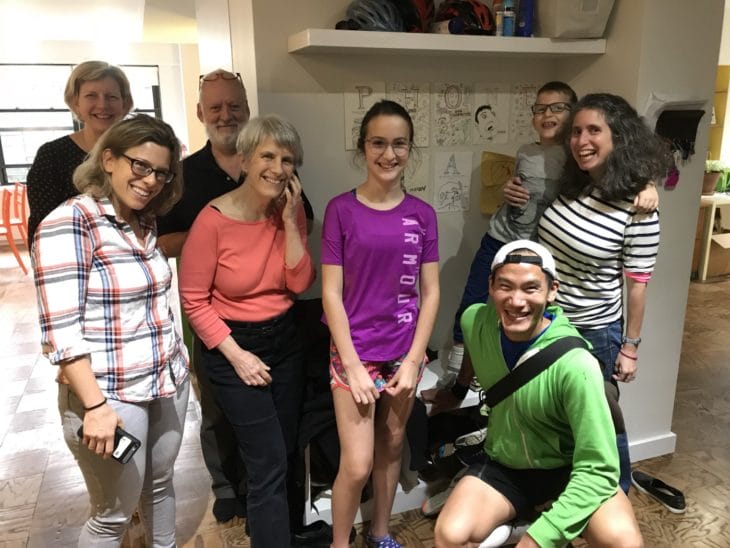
[198,72,243,89]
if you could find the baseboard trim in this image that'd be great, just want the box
[629,432,677,462]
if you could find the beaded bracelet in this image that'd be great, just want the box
[84,397,107,411]
[618,349,638,361]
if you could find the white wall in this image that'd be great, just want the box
[229,0,725,461]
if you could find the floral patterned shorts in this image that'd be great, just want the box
[329,340,426,393]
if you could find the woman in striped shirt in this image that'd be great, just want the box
[538,93,670,492]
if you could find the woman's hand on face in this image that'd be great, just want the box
[503,176,529,207]
[384,358,420,399]
[81,403,122,459]
[346,363,379,405]
[613,350,638,383]
[231,349,272,386]
[281,173,302,225]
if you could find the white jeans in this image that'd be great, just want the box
[58,380,190,547]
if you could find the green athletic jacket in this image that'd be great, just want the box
[461,303,619,547]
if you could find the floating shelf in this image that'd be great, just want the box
[288,28,606,57]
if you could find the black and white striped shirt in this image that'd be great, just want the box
[538,190,659,328]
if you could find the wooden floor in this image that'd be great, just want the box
[0,246,728,547]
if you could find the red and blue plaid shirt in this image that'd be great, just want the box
[32,194,189,402]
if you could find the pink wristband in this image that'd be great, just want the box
[619,349,638,361]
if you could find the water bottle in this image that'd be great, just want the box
[502,0,515,37]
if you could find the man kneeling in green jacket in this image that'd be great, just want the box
[433,240,643,548]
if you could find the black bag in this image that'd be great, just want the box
[483,336,625,434]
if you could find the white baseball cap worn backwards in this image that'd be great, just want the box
[490,239,557,280]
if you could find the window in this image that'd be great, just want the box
[0,64,161,186]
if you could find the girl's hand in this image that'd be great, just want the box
[613,349,638,383]
[80,403,122,459]
[503,176,529,207]
[346,362,379,405]
[385,357,420,398]
[634,182,659,213]
[231,349,272,386]
[281,173,303,225]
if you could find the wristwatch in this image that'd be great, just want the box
[622,335,642,347]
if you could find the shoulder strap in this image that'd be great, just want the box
[484,336,589,408]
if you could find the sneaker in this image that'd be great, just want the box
[421,467,467,517]
[631,470,686,514]
[454,427,487,449]
[365,532,402,548]
[212,497,245,523]
[478,521,530,548]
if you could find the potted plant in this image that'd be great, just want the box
[703,159,725,195]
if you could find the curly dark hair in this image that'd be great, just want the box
[560,93,671,202]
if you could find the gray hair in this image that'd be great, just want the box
[236,114,303,167]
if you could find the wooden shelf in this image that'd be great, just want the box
[288,28,606,57]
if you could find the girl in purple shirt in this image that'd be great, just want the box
[322,100,440,548]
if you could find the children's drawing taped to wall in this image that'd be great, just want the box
[434,150,472,212]
[432,82,473,147]
[344,83,385,150]
[387,82,431,148]
[472,83,510,145]
[510,83,538,142]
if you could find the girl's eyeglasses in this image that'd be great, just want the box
[364,138,411,157]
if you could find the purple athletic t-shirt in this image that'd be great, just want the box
[321,191,439,361]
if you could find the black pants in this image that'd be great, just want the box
[192,333,247,501]
[202,310,304,548]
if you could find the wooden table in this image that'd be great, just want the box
[697,193,730,281]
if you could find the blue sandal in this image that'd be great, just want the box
[365,531,402,548]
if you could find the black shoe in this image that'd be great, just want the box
[236,494,248,518]
[631,470,686,514]
[291,521,355,547]
[212,497,245,522]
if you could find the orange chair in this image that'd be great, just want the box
[12,182,29,248]
[0,185,28,274]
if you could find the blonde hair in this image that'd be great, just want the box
[73,114,182,216]
[64,61,134,120]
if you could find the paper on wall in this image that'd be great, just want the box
[344,83,385,150]
[434,151,472,212]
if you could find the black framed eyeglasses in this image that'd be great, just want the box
[198,71,243,89]
[122,154,175,185]
[531,102,572,115]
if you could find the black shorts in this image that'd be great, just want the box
[465,453,571,519]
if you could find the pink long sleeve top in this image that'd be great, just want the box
[179,203,315,349]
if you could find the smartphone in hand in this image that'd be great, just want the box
[77,425,141,464]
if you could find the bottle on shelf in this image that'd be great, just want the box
[502,0,516,37]
[493,0,504,36]
[516,0,535,37]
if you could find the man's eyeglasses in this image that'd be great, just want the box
[364,138,411,157]
[531,102,572,115]
[122,154,175,185]
[198,71,243,89]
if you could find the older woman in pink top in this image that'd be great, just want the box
[179,115,315,547]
